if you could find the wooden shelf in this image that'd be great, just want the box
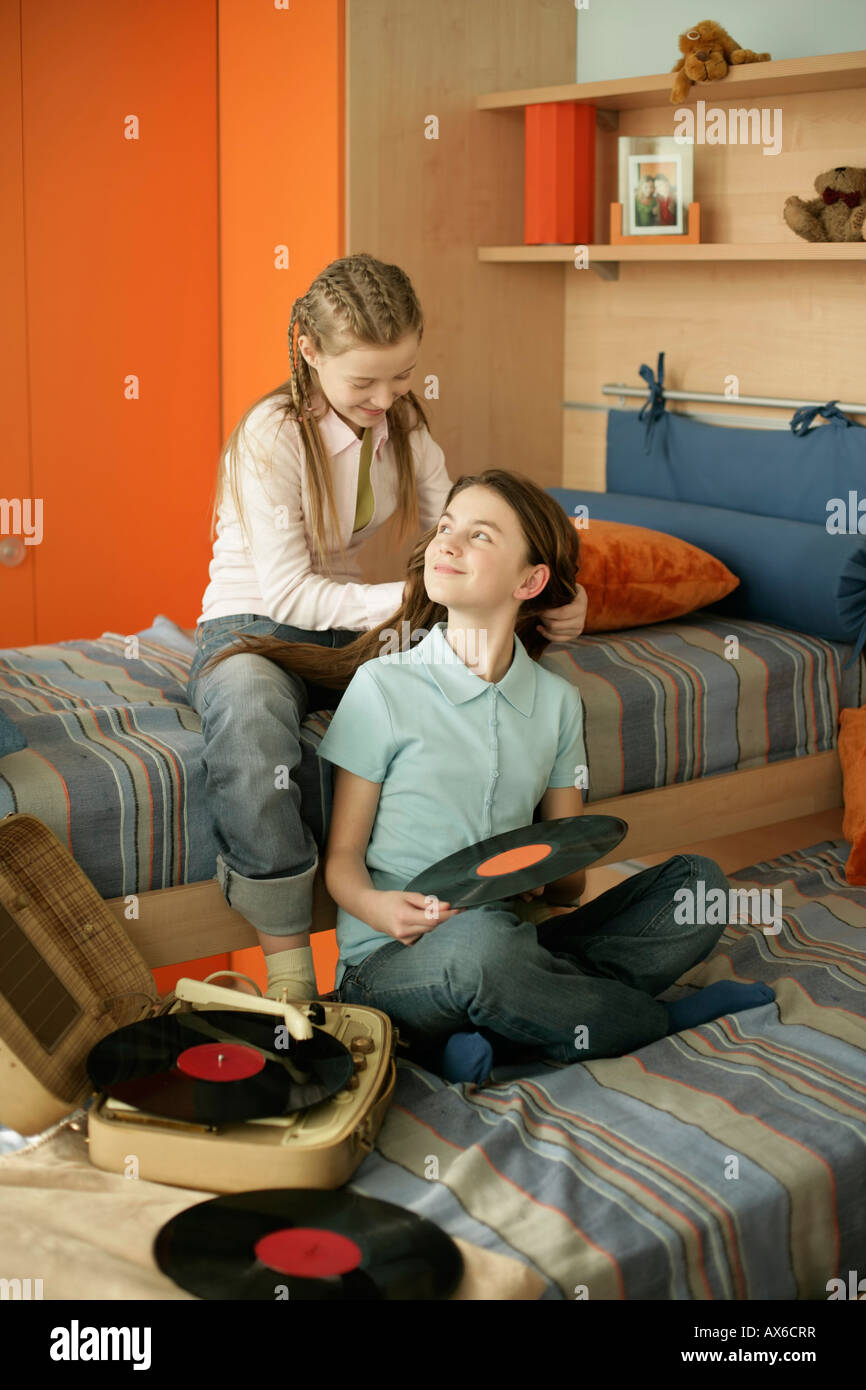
[477,49,866,112]
[479,243,866,262]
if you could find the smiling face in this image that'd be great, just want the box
[654,176,671,197]
[639,176,655,199]
[298,329,420,435]
[424,485,549,617]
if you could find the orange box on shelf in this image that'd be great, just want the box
[610,202,701,245]
[525,103,595,245]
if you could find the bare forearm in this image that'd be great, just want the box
[324,848,381,927]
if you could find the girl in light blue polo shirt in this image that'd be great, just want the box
[219,468,773,1084]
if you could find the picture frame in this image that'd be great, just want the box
[618,136,694,238]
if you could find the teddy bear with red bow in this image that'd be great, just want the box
[784,167,866,242]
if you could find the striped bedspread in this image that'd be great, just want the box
[541,613,866,802]
[345,841,866,1300]
[0,628,332,898]
[0,614,863,898]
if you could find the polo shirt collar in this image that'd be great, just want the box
[304,393,390,455]
[414,621,537,716]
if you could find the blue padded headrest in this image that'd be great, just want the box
[548,488,866,669]
[607,351,866,526]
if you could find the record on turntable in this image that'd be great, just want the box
[154,1188,464,1300]
[86,1008,355,1126]
[403,814,628,908]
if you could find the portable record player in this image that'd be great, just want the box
[0,813,397,1193]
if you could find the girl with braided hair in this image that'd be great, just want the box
[188,254,588,1001]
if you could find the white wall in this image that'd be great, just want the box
[576,0,866,83]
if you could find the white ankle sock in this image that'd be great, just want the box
[265,944,317,1002]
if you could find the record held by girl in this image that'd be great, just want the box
[404,814,628,907]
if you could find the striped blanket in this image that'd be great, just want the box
[344,841,866,1299]
[1,839,862,1300]
[0,615,863,898]
[0,628,332,898]
[541,614,866,800]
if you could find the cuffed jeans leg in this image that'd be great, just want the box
[197,651,318,933]
[186,615,359,938]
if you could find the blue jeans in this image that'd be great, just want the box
[187,614,361,936]
[337,854,730,1063]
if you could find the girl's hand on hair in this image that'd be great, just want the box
[536,583,588,645]
[367,890,463,946]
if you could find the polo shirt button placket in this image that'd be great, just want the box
[483,687,500,839]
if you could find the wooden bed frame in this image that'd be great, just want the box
[105,748,844,971]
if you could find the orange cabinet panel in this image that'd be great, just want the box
[5,0,345,988]
[19,0,219,644]
[0,2,36,644]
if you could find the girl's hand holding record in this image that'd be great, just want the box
[368,890,463,947]
[517,885,546,903]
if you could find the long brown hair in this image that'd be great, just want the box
[211,252,429,577]
[202,470,580,691]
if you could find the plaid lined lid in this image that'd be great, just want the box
[0,813,157,1112]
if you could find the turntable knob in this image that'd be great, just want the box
[352,1054,367,1073]
[306,1002,326,1025]
[349,1035,374,1054]
[333,1074,361,1102]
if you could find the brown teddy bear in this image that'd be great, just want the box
[670,20,771,103]
[784,167,866,242]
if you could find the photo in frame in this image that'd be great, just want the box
[618,137,694,237]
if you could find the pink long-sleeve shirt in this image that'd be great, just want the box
[197,395,454,632]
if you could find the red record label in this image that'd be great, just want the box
[154,1186,466,1299]
[476,843,553,877]
[255,1228,364,1277]
[175,1042,266,1082]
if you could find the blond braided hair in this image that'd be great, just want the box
[211,254,430,584]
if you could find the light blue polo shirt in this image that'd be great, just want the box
[315,621,587,988]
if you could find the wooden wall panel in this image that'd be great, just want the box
[347,0,577,586]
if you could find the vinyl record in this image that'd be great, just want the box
[154,1188,464,1300]
[404,814,628,908]
[86,1009,355,1125]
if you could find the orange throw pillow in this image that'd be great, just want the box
[838,706,866,886]
[572,517,739,632]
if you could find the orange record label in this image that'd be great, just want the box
[475,843,553,877]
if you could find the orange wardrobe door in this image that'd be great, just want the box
[218,0,346,995]
[20,0,219,645]
[0,3,35,644]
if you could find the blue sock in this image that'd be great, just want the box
[663,981,775,1034]
[433,1031,494,1086]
